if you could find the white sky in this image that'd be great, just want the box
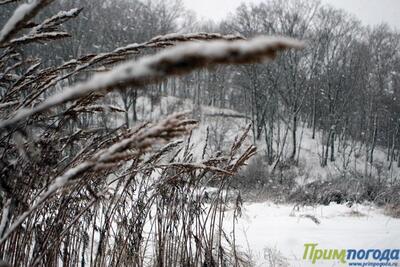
[182,0,400,29]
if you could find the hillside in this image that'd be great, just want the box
[113,95,400,183]
[113,95,400,266]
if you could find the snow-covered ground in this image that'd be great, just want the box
[226,202,400,267]
[109,96,400,266]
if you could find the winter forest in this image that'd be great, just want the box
[0,0,400,266]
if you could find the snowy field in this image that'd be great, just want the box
[226,202,400,267]
[121,96,400,266]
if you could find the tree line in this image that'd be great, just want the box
[2,0,400,171]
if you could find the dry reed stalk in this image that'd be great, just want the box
[0,2,303,266]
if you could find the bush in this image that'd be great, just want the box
[232,156,301,202]
[289,172,400,209]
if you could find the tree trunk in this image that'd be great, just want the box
[387,118,391,161]
[369,115,377,164]
[323,129,331,167]
[330,129,335,162]
[290,112,297,161]
[312,87,317,139]
[389,123,399,170]
[122,97,130,128]
[132,90,138,122]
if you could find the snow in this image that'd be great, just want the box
[54,8,79,17]
[10,31,70,45]
[0,4,75,47]
[148,32,244,43]
[47,162,92,193]
[34,8,80,31]
[285,124,400,181]
[226,202,400,267]
[0,0,40,43]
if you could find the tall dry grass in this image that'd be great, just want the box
[0,1,300,266]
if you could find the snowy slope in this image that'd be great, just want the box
[113,95,400,181]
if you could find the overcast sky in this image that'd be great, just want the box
[182,0,400,29]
